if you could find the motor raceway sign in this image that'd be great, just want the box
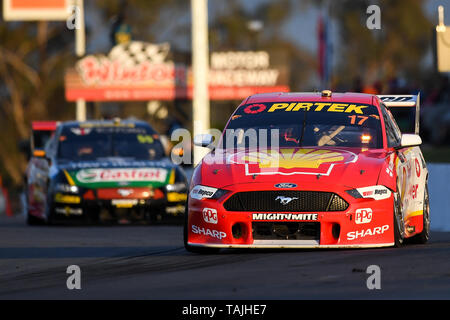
[65,41,289,101]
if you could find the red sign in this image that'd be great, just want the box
[65,43,289,101]
[3,0,71,20]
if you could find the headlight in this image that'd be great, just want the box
[166,182,187,193]
[55,183,79,194]
[345,185,391,200]
[190,185,230,200]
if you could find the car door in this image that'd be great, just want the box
[382,104,425,233]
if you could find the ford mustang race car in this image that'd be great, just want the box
[26,119,187,224]
[184,91,429,252]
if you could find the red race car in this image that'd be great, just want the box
[184,91,429,252]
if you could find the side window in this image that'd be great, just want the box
[381,104,401,148]
[386,107,402,139]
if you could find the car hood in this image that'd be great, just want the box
[56,158,177,188]
[199,147,388,189]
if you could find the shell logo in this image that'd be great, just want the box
[231,148,355,176]
[243,149,344,169]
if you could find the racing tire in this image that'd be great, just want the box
[45,200,57,226]
[183,205,220,254]
[393,191,405,247]
[408,184,430,244]
[26,212,45,225]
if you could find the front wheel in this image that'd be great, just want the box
[408,184,430,244]
[393,191,405,247]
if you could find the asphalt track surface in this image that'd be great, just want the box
[1,214,450,300]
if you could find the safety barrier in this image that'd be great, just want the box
[428,163,450,231]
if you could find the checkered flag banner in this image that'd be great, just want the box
[108,41,171,67]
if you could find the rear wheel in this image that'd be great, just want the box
[183,205,220,254]
[408,184,430,244]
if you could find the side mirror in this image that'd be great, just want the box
[193,134,214,149]
[397,134,422,149]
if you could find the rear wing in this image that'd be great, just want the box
[377,94,420,135]
[30,121,59,152]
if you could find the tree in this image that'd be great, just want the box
[328,0,433,91]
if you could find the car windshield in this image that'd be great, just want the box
[219,101,383,149]
[57,125,165,161]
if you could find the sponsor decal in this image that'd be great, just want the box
[252,213,318,221]
[275,196,298,205]
[76,168,167,183]
[355,208,373,224]
[347,225,389,241]
[191,225,227,239]
[274,183,297,189]
[243,104,266,114]
[230,148,356,177]
[54,193,81,204]
[203,208,218,224]
[415,158,421,177]
[379,96,415,104]
[410,184,418,200]
[356,186,391,200]
[64,160,173,170]
[55,207,83,216]
[265,102,368,114]
[386,155,394,177]
[362,190,374,197]
[190,185,217,200]
[385,167,393,177]
[137,134,154,144]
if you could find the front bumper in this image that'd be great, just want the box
[186,183,395,248]
[52,187,187,220]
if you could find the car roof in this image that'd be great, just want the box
[244,92,376,105]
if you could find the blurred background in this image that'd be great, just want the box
[0,0,449,215]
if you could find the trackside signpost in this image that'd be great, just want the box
[436,6,450,72]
